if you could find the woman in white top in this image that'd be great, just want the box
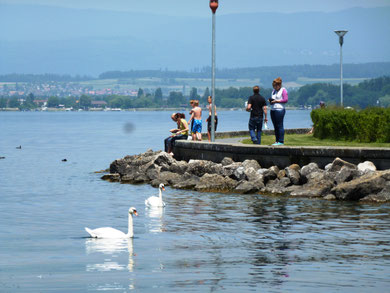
[269,77,288,146]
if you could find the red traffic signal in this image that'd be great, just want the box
[210,0,218,14]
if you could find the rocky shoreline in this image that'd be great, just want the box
[101,150,390,203]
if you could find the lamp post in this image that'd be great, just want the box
[334,30,348,107]
[210,0,218,142]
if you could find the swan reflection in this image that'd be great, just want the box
[85,238,134,272]
[146,207,165,233]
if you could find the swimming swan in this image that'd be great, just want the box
[85,207,138,238]
[145,183,166,207]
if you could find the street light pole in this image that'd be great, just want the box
[210,0,218,142]
[334,30,348,107]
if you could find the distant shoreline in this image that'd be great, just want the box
[0,106,301,112]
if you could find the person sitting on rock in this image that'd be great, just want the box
[164,113,189,155]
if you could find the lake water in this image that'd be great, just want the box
[1,110,389,292]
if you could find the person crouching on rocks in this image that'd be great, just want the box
[164,113,189,155]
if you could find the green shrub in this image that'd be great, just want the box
[311,107,390,143]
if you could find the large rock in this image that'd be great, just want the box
[289,180,333,198]
[144,163,161,181]
[242,159,261,171]
[172,172,200,189]
[101,173,120,182]
[360,182,390,203]
[233,166,246,181]
[334,166,361,184]
[157,171,182,186]
[258,166,279,183]
[187,160,222,177]
[153,152,175,167]
[277,170,286,179]
[109,158,130,175]
[221,157,234,166]
[195,174,238,192]
[235,179,264,194]
[169,160,188,175]
[357,161,377,174]
[331,170,390,200]
[328,157,357,172]
[221,162,243,177]
[300,162,320,183]
[261,178,289,195]
[245,167,263,182]
[285,164,301,185]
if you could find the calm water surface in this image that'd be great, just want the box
[0,111,389,292]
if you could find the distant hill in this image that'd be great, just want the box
[1,63,389,86]
[1,4,389,75]
[99,62,390,85]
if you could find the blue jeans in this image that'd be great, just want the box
[248,116,263,144]
[164,135,188,152]
[271,109,285,143]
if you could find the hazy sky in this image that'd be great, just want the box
[2,0,390,16]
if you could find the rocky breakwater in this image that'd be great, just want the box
[101,150,390,203]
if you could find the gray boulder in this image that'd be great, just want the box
[109,158,130,175]
[245,167,263,182]
[221,162,243,177]
[221,157,234,166]
[169,160,188,175]
[259,166,279,183]
[153,152,175,166]
[101,173,121,182]
[285,164,301,185]
[300,162,320,183]
[172,172,200,189]
[331,170,390,200]
[235,179,264,194]
[195,174,238,192]
[233,166,246,181]
[357,161,377,174]
[324,194,337,200]
[360,181,390,203]
[187,160,221,177]
[242,159,261,171]
[144,163,161,181]
[334,166,361,184]
[157,171,182,186]
[328,157,357,172]
[261,179,288,195]
[289,180,333,198]
[277,169,286,179]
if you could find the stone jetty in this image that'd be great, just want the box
[102,149,390,203]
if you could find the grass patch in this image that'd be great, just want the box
[241,133,390,148]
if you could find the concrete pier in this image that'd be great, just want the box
[173,130,390,170]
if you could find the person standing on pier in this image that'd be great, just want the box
[269,77,288,146]
[246,86,267,144]
[206,96,218,142]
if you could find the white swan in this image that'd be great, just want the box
[85,207,138,239]
[145,183,166,207]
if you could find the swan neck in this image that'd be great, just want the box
[159,187,162,200]
[127,213,134,238]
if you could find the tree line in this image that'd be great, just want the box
[1,62,389,85]
[99,62,390,85]
[1,76,389,110]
